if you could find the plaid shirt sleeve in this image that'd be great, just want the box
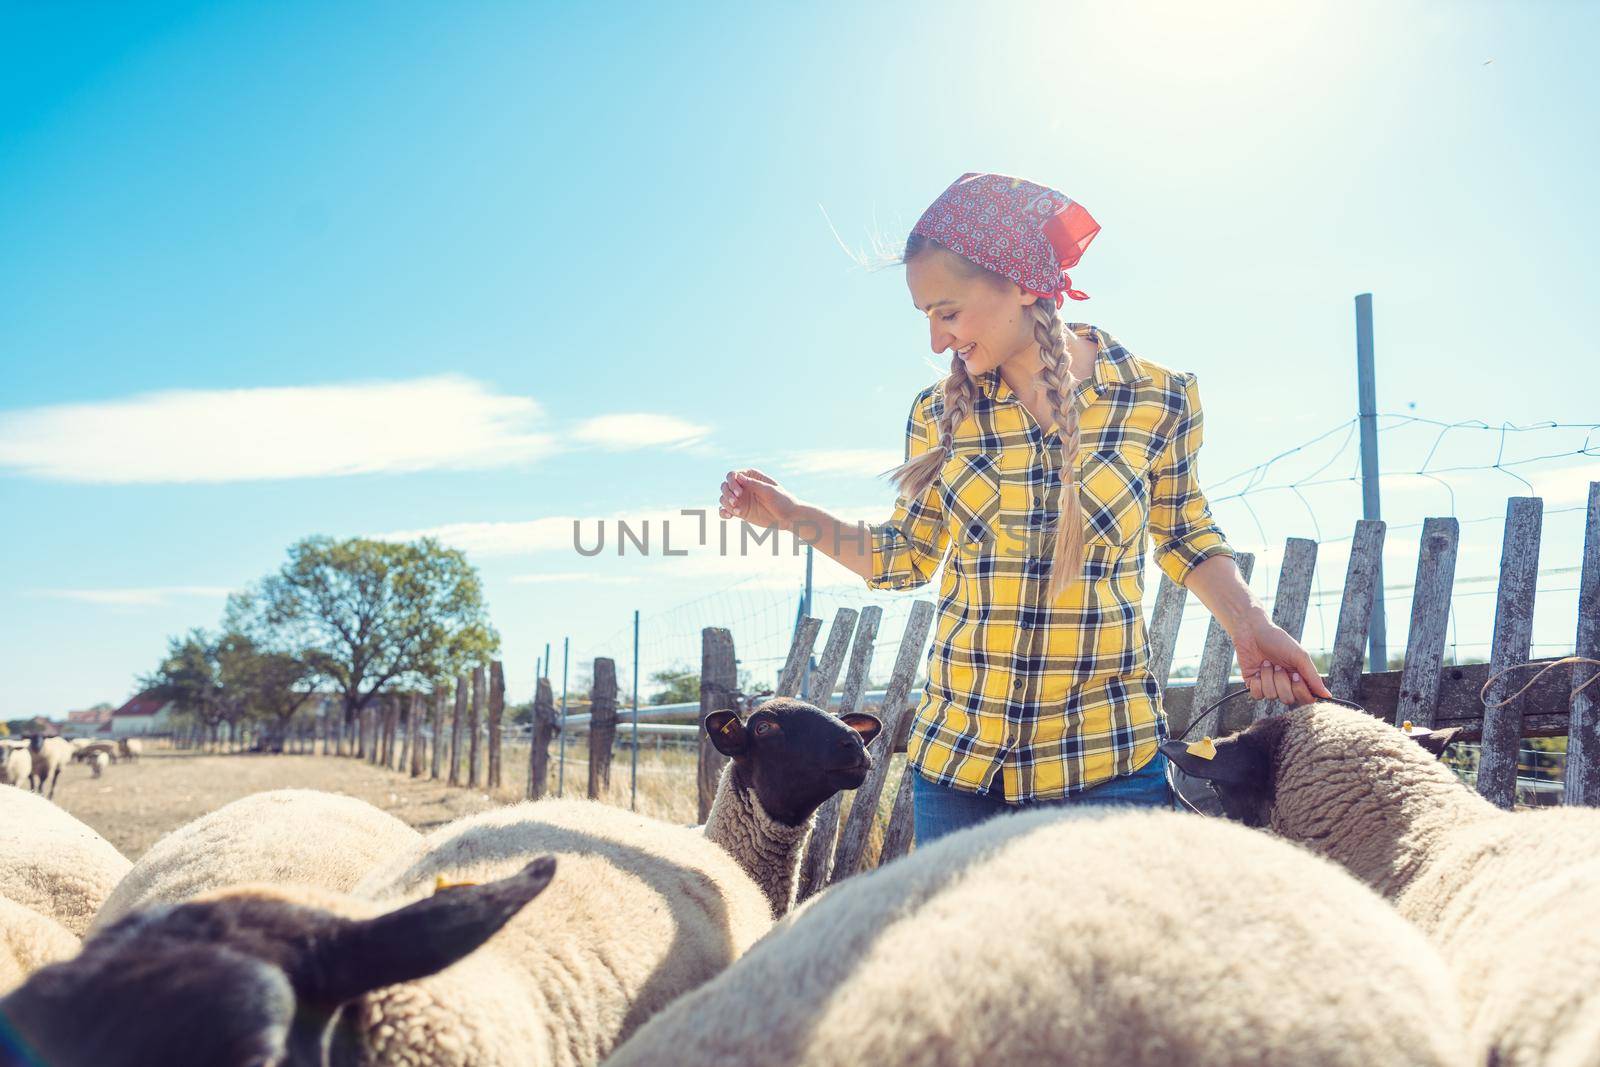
[866,391,950,591]
[1148,372,1234,586]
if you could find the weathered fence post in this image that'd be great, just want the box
[448,675,467,786]
[402,693,417,775]
[488,661,505,790]
[589,658,618,800]
[1147,575,1189,689]
[777,617,823,697]
[1479,497,1544,809]
[796,608,864,901]
[1328,521,1387,701]
[1252,538,1318,722]
[1395,518,1460,728]
[382,697,396,769]
[834,600,935,881]
[1183,552,1256,737]
[528,676,560,800]
[697,628,738,823]
[468,665,486,789]
[430,689,445,780]
[1566,483,1600,806]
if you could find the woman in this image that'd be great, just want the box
[717,172,1330,845]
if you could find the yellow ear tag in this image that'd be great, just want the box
[1185,736,1217,761]
[1402,720,1414,734]
[434,875,479,892]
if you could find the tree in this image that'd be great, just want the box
[141,629,227,738]
[250,536,498,727]
[648,663,701,706]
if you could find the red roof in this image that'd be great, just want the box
[67,709,112,724]
[113,693,170,718]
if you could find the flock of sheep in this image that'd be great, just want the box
[0,735,141,799]
[0,697,1595,1066]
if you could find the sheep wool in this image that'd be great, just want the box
[353,797,775,1066]
[603,807,1468,1067]
[93,788,424,931]
[1167,702,1600,1067]
[0,897,78,995]
[0,786,129,937]
[0,748,29,788]
[702,761,812,916]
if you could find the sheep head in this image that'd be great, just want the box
[1161,702,1462,827]
[704,697,881,827]
[0,856,557,1067]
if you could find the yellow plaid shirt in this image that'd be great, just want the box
[867,323,1233,802]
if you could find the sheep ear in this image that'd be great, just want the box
[299,856,557,1006]
[1159,735,1267,788]
[1409,726,1460,758]
[841,712,882,747]
[704,710,749,756]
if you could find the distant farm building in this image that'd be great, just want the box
[99,692,177,737]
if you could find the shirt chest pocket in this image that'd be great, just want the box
[938,451,1001,547]
[1076,449,1150,548]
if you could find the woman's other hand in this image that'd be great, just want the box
[718,469,798,531]
[1232,615,1334,708]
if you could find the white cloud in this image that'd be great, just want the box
[571,414,710,451]
[0,376,559,484]
[36,586,235,608]
[1530,462,1600,505]
[0,379,722,485]
[782,448,902,478]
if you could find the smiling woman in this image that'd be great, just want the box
[718,171,1333,847]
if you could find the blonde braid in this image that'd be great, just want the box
[1031,302,1086,602]
[883,353,979,501]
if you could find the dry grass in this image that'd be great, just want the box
[46,738,907,870]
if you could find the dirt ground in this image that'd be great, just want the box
[50,748,502,860]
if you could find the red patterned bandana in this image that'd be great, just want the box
[911,172,1100,305]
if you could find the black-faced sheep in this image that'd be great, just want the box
[602,806,1468,1067]
[92,789,426,931]
[0,858,557,1067]
[700,697,881,915]
[1165,700,1600,1067]
[27,736,72,800]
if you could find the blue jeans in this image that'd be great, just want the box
[913,752,1174,848]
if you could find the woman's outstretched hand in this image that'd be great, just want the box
[1232,615,1334,708]
[718,469,799,531]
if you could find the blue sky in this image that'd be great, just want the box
[2,1,1596,717]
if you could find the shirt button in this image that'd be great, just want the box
[1012,679,1024,689]
[1032,496,1042,507]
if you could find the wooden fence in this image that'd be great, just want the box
[170,486,1599,888]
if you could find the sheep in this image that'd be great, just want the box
[0,786,130,937]
[601,805,1468,1067]
[1163,700,1600,1067]
[71,740,119,765]
[0,747,30,788]
[0,897,78,995]
[0,858,558,1067]
[27,736,72,799]
[699,696,882,915]
[3,702,879,1067]
[92,789,425,931]
[117,737,142,761]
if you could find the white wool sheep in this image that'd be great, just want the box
[0,896,78,995]
[88,752,109,779]
[602,806,1467,1067]
[92,788,424,931]
[27,736,72,799]
[116,738,142,761]
[699,697,881,915]
[0,786,130,937]
[0,747,30,788]
[1165,701,1600,1067]
[5,797,775,1067]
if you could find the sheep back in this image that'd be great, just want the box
[0,787,130,937]
[357,797,774,1065]
[92,788,422,931]
[604,807,1467,1067]
[0,748,30,787]
[0,896,78,995]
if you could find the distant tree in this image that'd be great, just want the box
[249,536,498,728]
[648,664,700,706]
[141,629,227,738]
